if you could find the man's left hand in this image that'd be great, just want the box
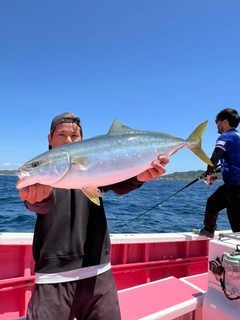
[137,155,169,182]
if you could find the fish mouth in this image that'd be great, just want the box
[16,170,31,189]
[17,169,30,180]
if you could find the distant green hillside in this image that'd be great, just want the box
[0,170,17,176]
[159,170,222,181]
[0,169,222,181]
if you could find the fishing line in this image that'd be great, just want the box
[119,165,221,229]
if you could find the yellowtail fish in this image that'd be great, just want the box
[16,119,212,205]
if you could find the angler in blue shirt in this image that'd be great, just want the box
[193,108,240,238]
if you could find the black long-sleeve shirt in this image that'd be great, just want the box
[25,178,144,273]
[206,147,225,175]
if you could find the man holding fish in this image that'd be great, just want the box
[17,112,169,320]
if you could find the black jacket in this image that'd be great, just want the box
[25,178,143,273]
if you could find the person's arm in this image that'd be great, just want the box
[206,147,225,175]
[102,155,169,195]
[102,176,144,194]
[19,184,54,214]
[205,147,224,184]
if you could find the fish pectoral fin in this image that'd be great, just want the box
[82,187,104,206]
[72,157,88,170]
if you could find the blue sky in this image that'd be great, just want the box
[1,0,240,174]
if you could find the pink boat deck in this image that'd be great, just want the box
[0,231,227,320]
[119,273,207,320]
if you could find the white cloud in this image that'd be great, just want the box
[1,163,22,169]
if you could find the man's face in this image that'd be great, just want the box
[48,122,82,149]
[216,118,230,134]
[216,120,224,134]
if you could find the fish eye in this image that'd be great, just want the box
[32,162,39,168]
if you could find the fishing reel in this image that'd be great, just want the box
[203,175,218,186]
[209,245,240,300]
[202,166,221,186]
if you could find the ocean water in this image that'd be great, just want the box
[0,175,231,234]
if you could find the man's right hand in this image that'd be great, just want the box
[205,173,217,186]
[19,184,53,204]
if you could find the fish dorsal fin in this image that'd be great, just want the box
[82,187,104,205]
[107,119,182,140]
[107,119,139,135]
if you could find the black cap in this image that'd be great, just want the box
[50,112,82,132]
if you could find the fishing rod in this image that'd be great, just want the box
[120,164,221,228]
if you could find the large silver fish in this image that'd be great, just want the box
[16,119,212,205]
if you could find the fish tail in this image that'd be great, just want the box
[186,121,213,166]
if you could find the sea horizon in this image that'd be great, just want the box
[0,175,230,234]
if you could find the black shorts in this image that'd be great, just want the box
[26,269,122,320]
